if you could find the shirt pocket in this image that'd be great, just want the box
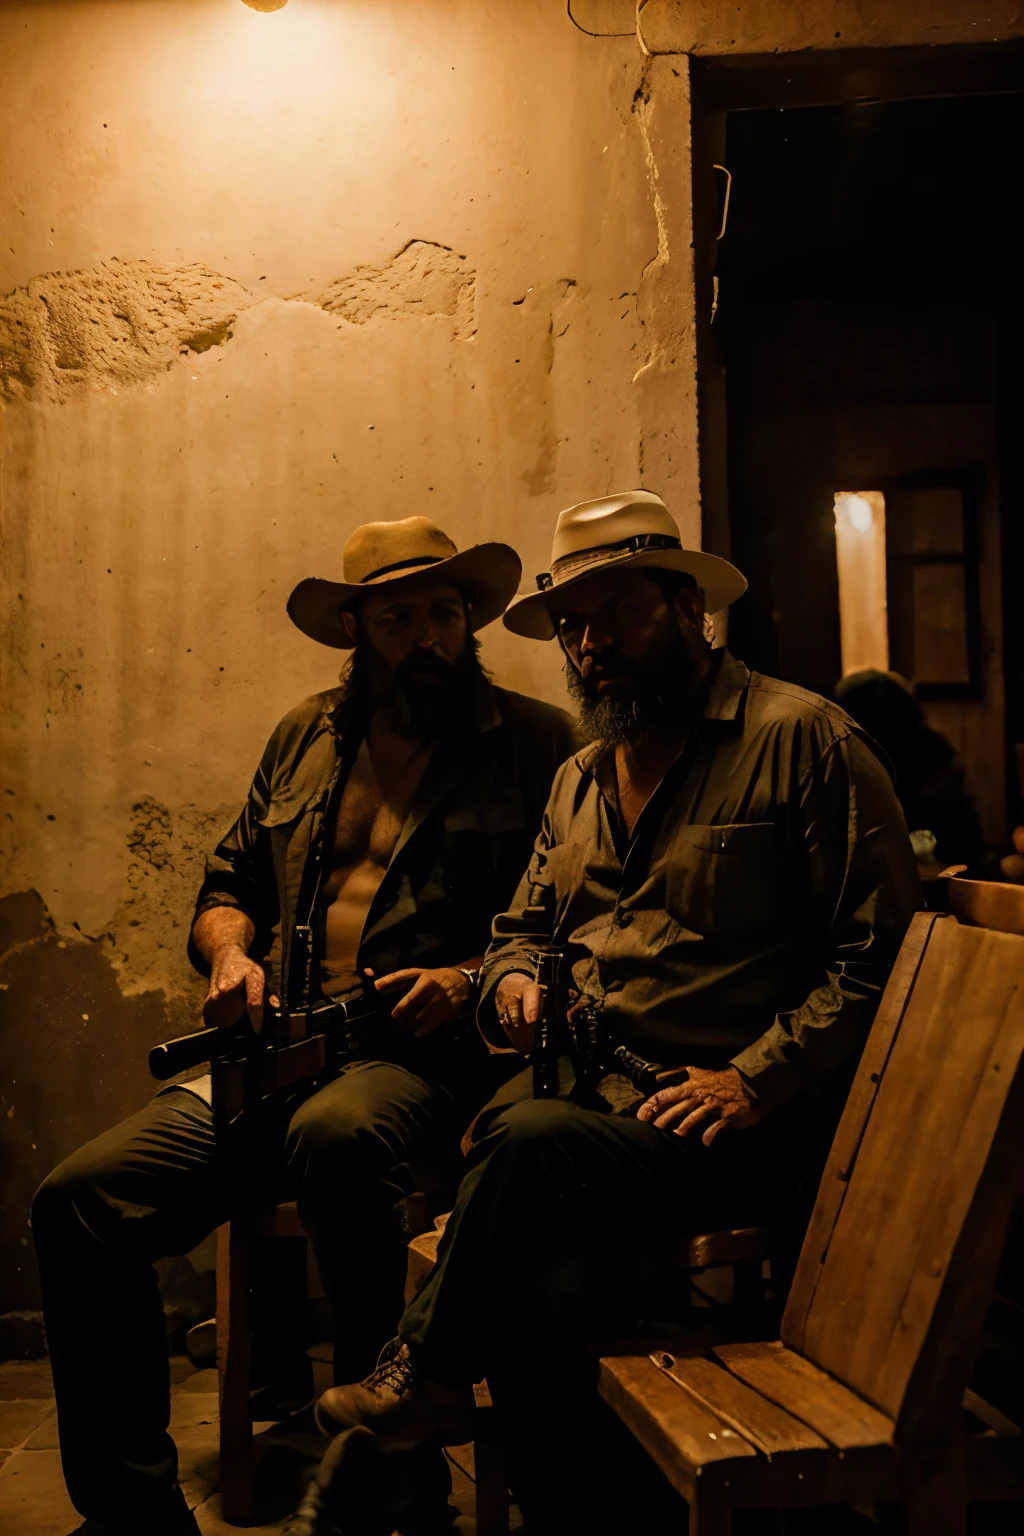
[661,822,781,941]
[257,730,338,829]
[254,776,331,904]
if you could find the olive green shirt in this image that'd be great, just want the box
[478,652,921,1114]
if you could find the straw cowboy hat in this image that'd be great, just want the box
[503,489,747,641]
[288,516,522,649]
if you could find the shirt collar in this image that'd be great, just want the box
[701,648,750,724]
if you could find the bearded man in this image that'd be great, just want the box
[31,516,576,1536]
[316,491,921,1527]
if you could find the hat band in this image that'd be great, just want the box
[359,553,448,584]
[536,532,682,592]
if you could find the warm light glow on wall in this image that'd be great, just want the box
[834,490,889,675]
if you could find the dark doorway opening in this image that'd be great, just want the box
[698,77,1024,849]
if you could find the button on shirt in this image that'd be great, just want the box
[478,652,921,1114]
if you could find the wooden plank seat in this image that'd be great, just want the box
[598,900,1024,1534]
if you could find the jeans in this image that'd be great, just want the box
[32,1052,501,1526]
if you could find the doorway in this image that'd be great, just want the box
[694,70,1024,851]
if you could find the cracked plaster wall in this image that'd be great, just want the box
[0,0,1008,1337]
[0,0,662,1334]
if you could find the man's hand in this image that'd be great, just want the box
[636,1065,763,1146]
[495,972,542,1053]
[374,966,472,1037]
[203,943,267,1032]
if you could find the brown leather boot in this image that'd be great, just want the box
[314,1342,474,1450]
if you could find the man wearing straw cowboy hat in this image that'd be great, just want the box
[317,491,919,1517]
[32,515,575,1536]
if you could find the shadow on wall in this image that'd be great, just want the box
[0,891,214,1358]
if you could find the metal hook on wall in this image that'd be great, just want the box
[713,164,732,242]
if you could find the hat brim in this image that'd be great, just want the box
[287,543,523,649]
[502,547,748,641]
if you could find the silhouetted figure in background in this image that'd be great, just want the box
[835,669,985,876]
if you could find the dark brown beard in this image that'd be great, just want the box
[338,634,486,742]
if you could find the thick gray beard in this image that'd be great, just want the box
[563,641,699,744]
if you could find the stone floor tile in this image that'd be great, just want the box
[170,1391,221,1436]
[171,1355,199,1388]
[180,1367,220,1393]
[0,1399,54,1450]
[0,1361,54,1400]
[194,1490,285,1533]
[0,1448,78,1533]
[171,1391,221,1508]
[23,1406,59,1450]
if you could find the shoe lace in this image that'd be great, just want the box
[367,1347,416,1394]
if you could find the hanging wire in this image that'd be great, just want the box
[567,1,636,39]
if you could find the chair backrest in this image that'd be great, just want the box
[782,908,1024,1438]
[938,865,1024,936]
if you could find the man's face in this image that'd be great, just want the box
[341,576,478,739]
[346,577,469,675]
[554,568,707,740]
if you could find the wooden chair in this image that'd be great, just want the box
[216,1198,309,1525]
[216,1190,439,1526]
[598,889,1024,1534]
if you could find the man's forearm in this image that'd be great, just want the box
[191,906,257,967]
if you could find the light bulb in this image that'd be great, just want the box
[836,493,874,533]
[240,0,288,11]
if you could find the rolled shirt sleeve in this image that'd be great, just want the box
[187,743,278,977]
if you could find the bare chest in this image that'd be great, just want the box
[328,733,432,877]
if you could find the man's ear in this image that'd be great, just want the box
[673,586,707,633]
[342,609,359,645]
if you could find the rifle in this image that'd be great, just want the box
[149,939,392,1122]
[522,948,686,1101]
[528,947,565,1099]
[567,1001,676,1097]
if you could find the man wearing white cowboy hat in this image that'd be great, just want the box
[32,515,575,1536]
[316,490,920,1524]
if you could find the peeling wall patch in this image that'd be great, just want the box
[1,242,479,406]
[0,259,255,404]
[316,240,476,338]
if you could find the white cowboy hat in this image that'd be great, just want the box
[502,490,747,641]
[288,516,522,649]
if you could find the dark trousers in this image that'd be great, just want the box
[400,1095,823,1533]
[32,1055,495,1527]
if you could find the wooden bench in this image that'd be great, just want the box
[407,1212,782,1536]
[598,885,1024,1534]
